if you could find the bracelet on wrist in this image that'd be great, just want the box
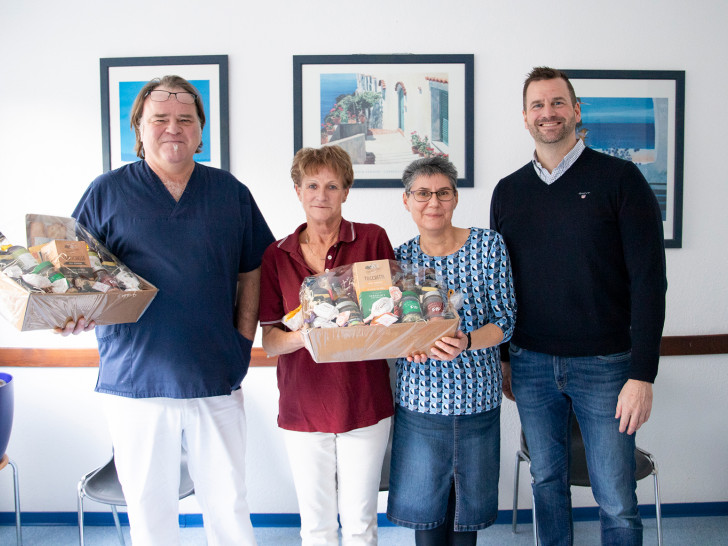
[465,331,472,350]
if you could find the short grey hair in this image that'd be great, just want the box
[401,156,458,193]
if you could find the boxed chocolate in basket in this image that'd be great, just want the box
[0,214,157,331]
[293,259,460,363]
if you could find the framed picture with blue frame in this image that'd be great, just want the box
[562,69,685,248]
[100,55,229,172]
[293,54,475,188]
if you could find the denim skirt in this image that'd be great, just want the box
[386,404,500,531]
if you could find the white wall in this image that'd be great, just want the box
[1,0,727,515]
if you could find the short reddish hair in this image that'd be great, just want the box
[290,146,354,189]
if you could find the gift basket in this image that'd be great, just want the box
[0,214,157,331]
[289,259,460,363]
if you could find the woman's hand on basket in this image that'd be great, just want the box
[428,330,467,361]
[406,330,468,363]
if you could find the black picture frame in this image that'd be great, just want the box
[294,54,475,188]
[562,69,685,248]
[100,55,229,172]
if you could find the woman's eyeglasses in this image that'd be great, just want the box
[407,188,456,202]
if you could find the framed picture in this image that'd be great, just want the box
[100,55,229,172]
[294,54,474,188]
[563,69,685,248]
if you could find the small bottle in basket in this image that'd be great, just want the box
[88,250,120,290]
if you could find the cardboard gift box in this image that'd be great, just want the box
[0,214,157,331]
[302,316,460,363]
[298,259,460,363]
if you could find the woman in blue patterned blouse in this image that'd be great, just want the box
[385,156,516,546]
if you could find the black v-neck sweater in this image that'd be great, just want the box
[491,147,666,382]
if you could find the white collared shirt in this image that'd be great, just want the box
[532,138,586,184]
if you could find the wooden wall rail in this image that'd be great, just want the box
[0,347,275,367]
[0,335,726,367]
[659,334,728,356]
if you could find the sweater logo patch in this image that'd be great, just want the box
[578,192,590,199]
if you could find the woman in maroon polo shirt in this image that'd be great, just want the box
[259,145,395,546]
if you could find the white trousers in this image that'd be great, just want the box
[282,417,392,546]
[101,390,257,546]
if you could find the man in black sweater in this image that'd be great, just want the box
[491,67,667,546]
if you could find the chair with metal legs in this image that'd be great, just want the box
[0,454,22,545]
[379,359,396,493]
[378,417,394,492]
[77,450,195,546]
[512,411,662,546]
[512,440,538,546]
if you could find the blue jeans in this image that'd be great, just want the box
[510,343,641,546]
[387,405,500,531]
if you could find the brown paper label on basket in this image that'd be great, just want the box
[41,240,92,272]
[352,259,393,318]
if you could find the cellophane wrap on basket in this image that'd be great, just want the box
[296,259,461,363]
[0,214,157,331]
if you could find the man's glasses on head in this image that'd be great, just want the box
[146,90,198,104]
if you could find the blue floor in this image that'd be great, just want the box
[1,516,726,545]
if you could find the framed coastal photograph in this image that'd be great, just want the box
[563,69,685,248]
[294,54,474,188]
[100,55,229,172]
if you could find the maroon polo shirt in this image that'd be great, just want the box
[259,219,396,433]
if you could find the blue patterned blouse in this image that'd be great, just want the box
[394,227,516,415]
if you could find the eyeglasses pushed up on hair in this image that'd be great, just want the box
[146,90,198,104]
[407,188,456,202]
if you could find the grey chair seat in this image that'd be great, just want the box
[77,450,195,545]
